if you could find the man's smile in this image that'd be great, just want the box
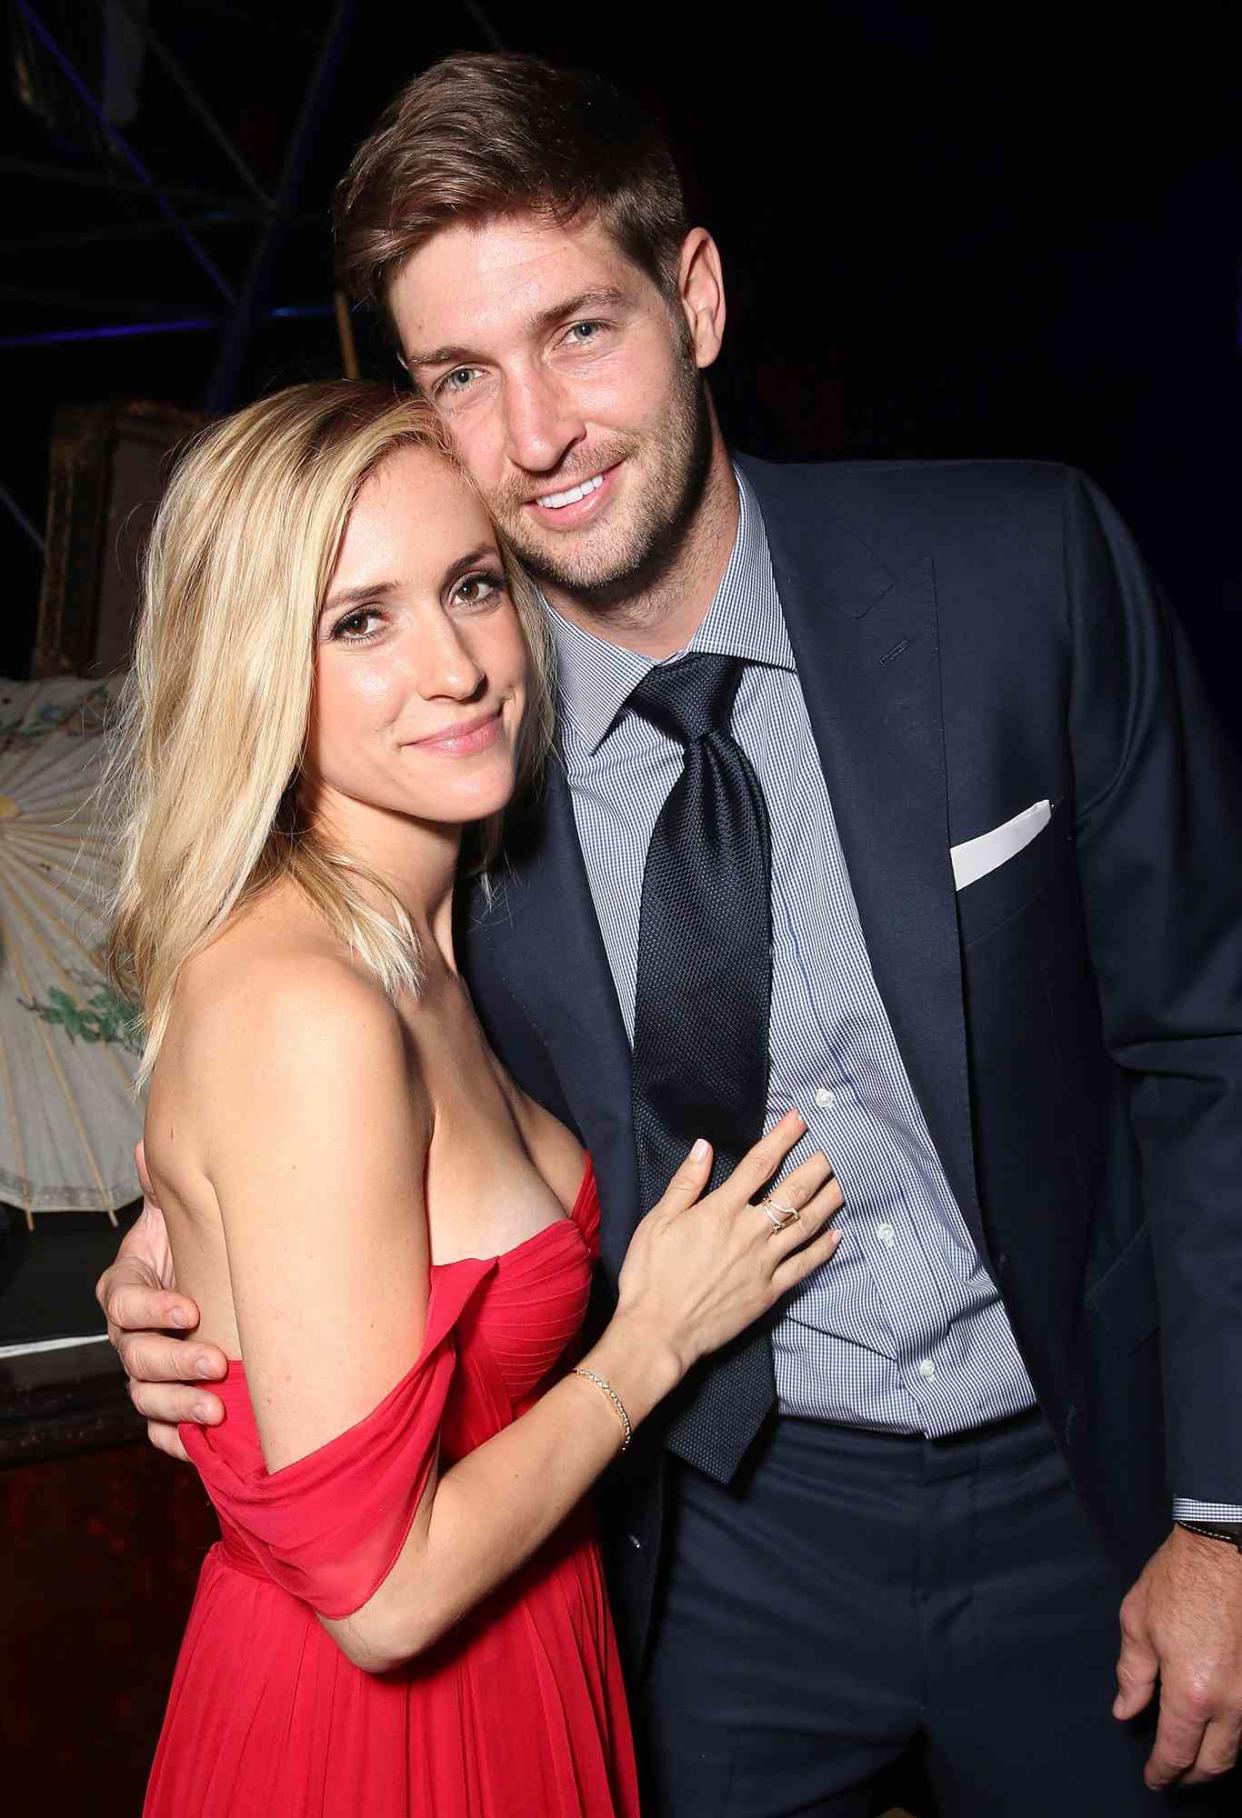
[524,462,620,529]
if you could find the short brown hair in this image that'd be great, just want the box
[334,52,689,327]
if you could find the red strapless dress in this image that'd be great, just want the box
[144,1163,639,1817]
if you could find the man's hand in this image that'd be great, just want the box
[1114,1524,1242,1787]
[96,1143,226,1462]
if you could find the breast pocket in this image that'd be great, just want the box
[956,802,1076,947]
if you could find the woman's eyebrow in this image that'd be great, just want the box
[443,544,500,586]
[321,578,399,617]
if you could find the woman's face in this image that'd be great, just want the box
[305,445,529,833]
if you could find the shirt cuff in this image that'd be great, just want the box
[1173,1498,1242,1523]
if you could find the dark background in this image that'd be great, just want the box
[0,8,1238,1805]
[3,0,1240,727]
[2,3,1239,1323]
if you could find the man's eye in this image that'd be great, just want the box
[437,367,478,396]
[564,321,605,347]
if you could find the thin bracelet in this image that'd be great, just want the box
[571,1366,632,1452]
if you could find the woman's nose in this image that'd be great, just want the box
[417,615,486,701]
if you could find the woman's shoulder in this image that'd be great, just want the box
[172,887,408,1091]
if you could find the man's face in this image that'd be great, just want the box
[388,214,718,606]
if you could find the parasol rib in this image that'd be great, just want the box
[0,1011,34,1228]
[0,867,118,1213]
[0,677,140,1219]
[0,860,134,1091]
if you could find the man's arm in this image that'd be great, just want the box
[97,1144,226,1462]
[1062,468,1242,1786]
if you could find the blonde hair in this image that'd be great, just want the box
[107,379,553,1084]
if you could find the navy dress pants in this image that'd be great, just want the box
[639,1410,1239,1816]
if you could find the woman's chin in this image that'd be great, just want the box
[423,774,518,829]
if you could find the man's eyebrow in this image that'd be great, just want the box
[320,578,399,617]
[404,287,632,372]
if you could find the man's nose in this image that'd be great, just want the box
[501,367,585,476]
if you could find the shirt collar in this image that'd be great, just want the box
[546,466,794,755]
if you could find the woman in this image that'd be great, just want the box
[110,380,842,1817]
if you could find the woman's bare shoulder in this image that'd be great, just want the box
[170,885,411,1102]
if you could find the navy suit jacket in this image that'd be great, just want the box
[458,455,1242,1667]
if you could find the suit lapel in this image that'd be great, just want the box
[471,762,639,1278]
[478,457,984,1264]
[741,458,984,1252]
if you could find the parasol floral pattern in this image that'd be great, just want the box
[0,676,143,1222]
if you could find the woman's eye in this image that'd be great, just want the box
[453,572,504,609]
[333,609,382,642]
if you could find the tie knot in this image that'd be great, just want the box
[627,652,745,746]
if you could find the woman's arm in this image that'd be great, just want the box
[205,958,839,1673]
[335,1108,835,1674]
[204,956,434,1473]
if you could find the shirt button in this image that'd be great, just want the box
[814,1087,836,1110]
[917,1358,936,1382]
[628,1534,642,1551]
[876,1221,896,1248]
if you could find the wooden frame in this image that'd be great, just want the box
[32,399,207,679]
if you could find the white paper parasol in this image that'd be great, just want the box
[0,676,142,1224]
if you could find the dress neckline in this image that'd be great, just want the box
[218,1158,595,1371]
[431,1207,579,1273]
[432,1154,594,1272]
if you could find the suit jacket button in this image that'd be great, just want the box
[628,1533,642,1551]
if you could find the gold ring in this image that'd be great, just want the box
[761,1195,800,1233]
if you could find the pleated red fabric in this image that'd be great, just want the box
[144,1164,640,1817]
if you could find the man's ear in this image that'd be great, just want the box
[677,228,726,371]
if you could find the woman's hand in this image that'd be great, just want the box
[349,1110,840,1672]
[612,1111,842,1387]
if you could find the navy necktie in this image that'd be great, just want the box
[628,652,776,1481]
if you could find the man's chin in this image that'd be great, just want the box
[505,522,639,598]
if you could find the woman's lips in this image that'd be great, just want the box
[408,710,502,756]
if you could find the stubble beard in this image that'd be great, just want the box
[489,352,715,619]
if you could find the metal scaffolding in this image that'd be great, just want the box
[2,0,356,393]
[0,0,509,564]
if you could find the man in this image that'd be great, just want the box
[101,52,1242,1816]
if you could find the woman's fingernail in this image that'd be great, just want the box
[196,1356,218,1379]
[691,1138,709,1161]
[193,1402,213,1423]
[170,1308,189,1329]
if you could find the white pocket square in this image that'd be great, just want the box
[950,800,1051,891]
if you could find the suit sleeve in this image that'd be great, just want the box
[1063,467,1242,1510]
